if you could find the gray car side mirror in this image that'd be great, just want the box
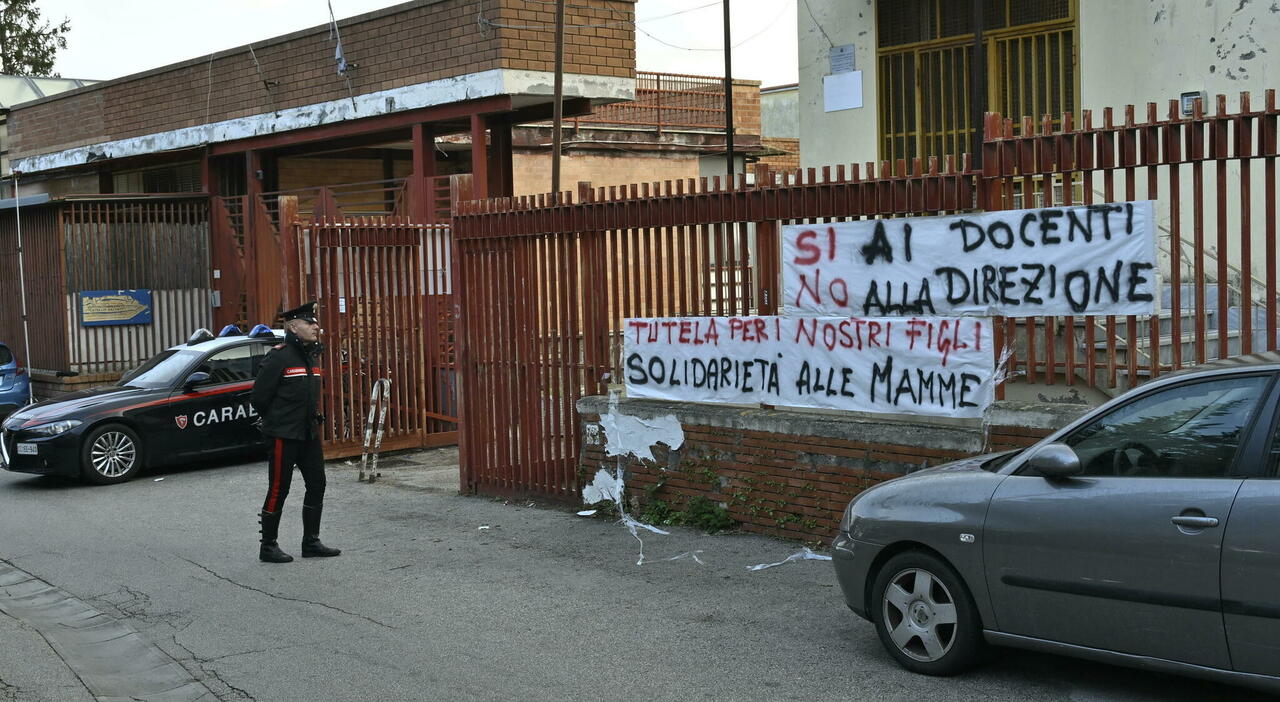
[1027,442,1082,478]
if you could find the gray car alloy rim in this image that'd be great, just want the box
[881,567,959,662]
[90,431,136,478]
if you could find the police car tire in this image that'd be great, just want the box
[80,423,143,485]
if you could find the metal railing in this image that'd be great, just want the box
[559,71,728,134]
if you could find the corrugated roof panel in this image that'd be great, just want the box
[0,75,97,109]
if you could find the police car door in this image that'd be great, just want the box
[169,344,259,457]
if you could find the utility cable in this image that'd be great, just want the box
[800,0,836,49]
[246,43,278,114]
[12,172,32,386]
[204,52,215,125]
[637,1,722,23]
[328,0,359,111]
[635,1,791,52]
[478,0,725,31]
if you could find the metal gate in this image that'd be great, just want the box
[289,216,457,458]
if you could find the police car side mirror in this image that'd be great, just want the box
[183,371,211,392]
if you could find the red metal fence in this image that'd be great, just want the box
[453,92,1280,499]
[981,95,1280,392]
[213,176,453,332]
[0,203,67,374]
[0,196,210,379]
[285,215,457,458]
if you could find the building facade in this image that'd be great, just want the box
[799,0,1280,169]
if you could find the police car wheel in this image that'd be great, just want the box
[80,424,143,485]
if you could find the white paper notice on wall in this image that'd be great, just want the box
[823,71,863,112]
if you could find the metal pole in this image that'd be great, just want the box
[723,0,734,181]
[13,172,31,374]
[970,0,986,168]
[551,0,566,199]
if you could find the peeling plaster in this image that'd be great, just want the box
[582,464,671,565]
[582,468,624,505]
[598,410,684,464]
[581,392,686,565]
[13,70,634,174]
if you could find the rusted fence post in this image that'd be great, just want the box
[279,195,301,310]
[753,163,779,316]
[449,173,474,494]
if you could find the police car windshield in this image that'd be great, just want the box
[119,349,203,389]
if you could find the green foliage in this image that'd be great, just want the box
[0,0,70,77]
[681,495,735,533]
[638,494,735,533]
[639,498,675,525]
[589,499,620,520]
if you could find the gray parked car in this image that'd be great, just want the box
[832,352,1280,694]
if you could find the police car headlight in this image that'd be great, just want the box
[27,420,81,437]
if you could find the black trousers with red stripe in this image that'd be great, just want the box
[261,436,326,516]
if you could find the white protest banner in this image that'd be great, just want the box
[623,316,995,419]
[782,200,1158,318]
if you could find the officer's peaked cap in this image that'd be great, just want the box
[280,301,319,323]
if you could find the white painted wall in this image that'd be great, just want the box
[798,0,878,170]
[761,86,800,138]
[1079,0,1279,119]
[1076,1,1280,308]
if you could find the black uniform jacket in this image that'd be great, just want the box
[251,333,323,441]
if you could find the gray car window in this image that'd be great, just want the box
[201,345,256,384]
[1063,375,1269,478]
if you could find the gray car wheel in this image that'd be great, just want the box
[871,551,984,675]
[81,424,143,485]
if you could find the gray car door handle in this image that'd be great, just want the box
[1171,516,1220,528]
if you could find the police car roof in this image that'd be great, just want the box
[167,329,284,353]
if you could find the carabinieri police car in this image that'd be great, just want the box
[0,325,284,484]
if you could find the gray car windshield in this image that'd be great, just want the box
[118,349,202,389]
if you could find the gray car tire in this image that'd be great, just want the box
[80,423,143,485]
[870,550,984,676]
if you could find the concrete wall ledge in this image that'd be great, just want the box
[577,395,1091,456]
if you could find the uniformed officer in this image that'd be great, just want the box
[250,301,341,563]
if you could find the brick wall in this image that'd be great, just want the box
[731,80,761,137]
[759,137,800,171]
[512,150,699,196]
[493,0,634,77]
[578,397,1087,543]
[9,0,636,160]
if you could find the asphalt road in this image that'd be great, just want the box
[0,456,1268,702]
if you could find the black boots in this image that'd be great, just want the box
[259,506,339,561]
[259,510,293,563]
[301,504,341,558]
